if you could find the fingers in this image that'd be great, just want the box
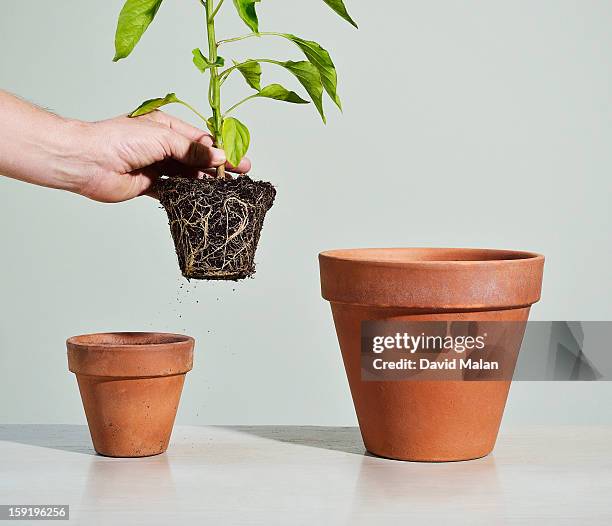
[155,159,201,179]
[81,169,158,203]
[163,129,227,169]
[127,168,158,200]
[227,156,251,174]
[154,157,251,183]
[137,111,253,175]
[199,156,251,176]
[143,110,214,147]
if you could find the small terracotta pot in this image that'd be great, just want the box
[319,248,544,462]
[67,332,194,458]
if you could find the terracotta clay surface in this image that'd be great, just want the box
[67,333,194,458]
[319,248,545,462]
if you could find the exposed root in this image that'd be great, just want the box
[157,176,276,281]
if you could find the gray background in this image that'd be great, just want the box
[1,0,611,425]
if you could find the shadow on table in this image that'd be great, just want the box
[0,424,95,456]
[226,426,369,456]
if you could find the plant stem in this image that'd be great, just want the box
[218,32,284,47]
[219,58,283,84]
[206,0,225,179]
[210,0,224,20]
[177,101,210,124]
[254,59,284,66]
[224,94,259,116]
[217,32,260,46]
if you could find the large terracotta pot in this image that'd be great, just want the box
[319,248,544,462]
[67,332,194,458]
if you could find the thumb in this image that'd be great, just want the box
[162,129,226,169]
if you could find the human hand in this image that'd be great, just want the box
[0,91,250,203]
[72,111,251,203]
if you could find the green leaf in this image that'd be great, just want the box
[234,60,262,91]
[222,117,251,166]
[256,84,309,104]
[232,0,260,33]
[278,34,342,110]
[192,49,225,73]
[280,61,326,123]
[322,0,358,28]
[113,0,164,61]
[129,93,181,117]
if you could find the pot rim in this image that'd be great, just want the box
[319,247,544,267]
[319,247,545,309]
[67,332,195,377]
[67,332,194,349]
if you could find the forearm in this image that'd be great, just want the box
[0,90,88,193]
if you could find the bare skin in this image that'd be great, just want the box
[0,90,251,203]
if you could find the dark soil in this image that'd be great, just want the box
[157,176,276,281]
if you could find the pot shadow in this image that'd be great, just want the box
[226,426,369,456]
[0,424,96,456]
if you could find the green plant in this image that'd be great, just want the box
[113,0,357,179]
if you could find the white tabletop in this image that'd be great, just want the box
[1,425,610,525]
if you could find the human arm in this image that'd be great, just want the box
[0,90,250,203]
